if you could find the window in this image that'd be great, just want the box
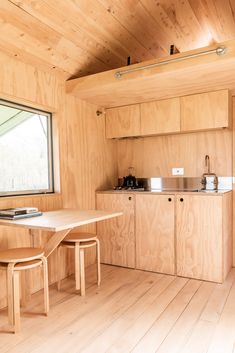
[0,99,54,196]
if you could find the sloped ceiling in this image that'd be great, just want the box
[1,0,235,80]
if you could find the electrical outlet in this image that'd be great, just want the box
[172,168,184,176]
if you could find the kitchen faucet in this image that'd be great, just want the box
[205,155,210,174]
[201,155,218,190]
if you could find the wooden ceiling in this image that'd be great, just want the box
[2,0,235,80]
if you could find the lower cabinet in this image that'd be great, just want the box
[176,193,232,283]
[96,193,135,268]
[135,194,175,275]
[96,191,232,283]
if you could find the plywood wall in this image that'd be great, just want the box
[0,52,117,309]
[61,95,117,270]
[117,129,232,178]
[0,51,65,309]
[63,95,117,210]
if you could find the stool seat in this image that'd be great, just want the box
[62,232,97,243]
[57,232,100,296]
[0,259,43,271]
[61,240,97,249]
[0,247,44,263]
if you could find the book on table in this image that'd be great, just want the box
[0,211,43,220]
[0,207,38,216]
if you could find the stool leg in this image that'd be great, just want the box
[96,239,101,286]
[79,248,85,296]
[7,263,14,327]
[57,246,62,291]
[20,271,26,307]
[13,271,20,333]
[41,257,49,315]
[75,243,81,292]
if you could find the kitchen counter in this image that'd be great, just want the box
[97,189,232,196]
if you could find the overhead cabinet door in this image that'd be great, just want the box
[180,89,230,132]
[105,104,140,138]
[140,97,180,136]
[136,194,175,275]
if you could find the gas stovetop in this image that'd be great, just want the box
[113,186,145,191]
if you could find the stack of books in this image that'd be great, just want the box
[0,207,43,220]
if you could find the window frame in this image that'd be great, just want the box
[0,99,54,197]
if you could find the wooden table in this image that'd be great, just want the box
[0,208,122,305]
[0,208,122,257]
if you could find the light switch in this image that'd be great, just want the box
[172,168,184,176]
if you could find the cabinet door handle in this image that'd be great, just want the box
[180,198,184,202]
[168,198,172,202]
[128,197,132,200]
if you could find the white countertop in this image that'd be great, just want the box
[97,189,232,196]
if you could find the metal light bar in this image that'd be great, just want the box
[115,46,226,79]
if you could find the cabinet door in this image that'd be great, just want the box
[96,193,135,268]
[105,104,140,138]
[176,195,223,282]
[180,90,230,132]
[140,98,180,136]
[136,194,175,275]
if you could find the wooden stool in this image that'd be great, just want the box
[0,247,49,333]
[57,233,101,296]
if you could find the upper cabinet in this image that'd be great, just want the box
[105,89,231,139]
[140,98,180,136]
[105,104,140,138]
[180,90,231,132]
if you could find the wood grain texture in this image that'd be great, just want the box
[135,194,175,275]
[117,129,232,178]
[1,265,235,352]
[180,90,230,132]
[62,94,117,273]
[232,98,235,267]
[140,97,180,136]
[66,39,235,107]
[96,193,135,268]
[0,51,118,309]
[0,50,64,310]
[222,192,233,280]
[0,210,122,232]
[176,194,223,282]
[3,0,235,80]
[106,104,140,138]
[62,94,117,214]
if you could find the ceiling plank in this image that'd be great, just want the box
[189,0,235,42]
[9,0,121,71]
[98,0,169,56]
[70,0,155,63]
[2,0,109,77]
[0,37,69,79]
[1,0,235,80]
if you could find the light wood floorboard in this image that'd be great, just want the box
[0,265,234,353]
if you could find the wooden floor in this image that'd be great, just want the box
[0,264,235,353]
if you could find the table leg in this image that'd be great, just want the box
[44,229,72,258]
